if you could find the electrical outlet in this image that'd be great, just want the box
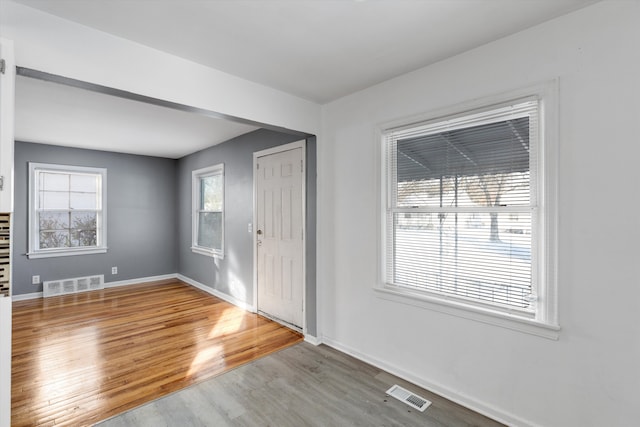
[32,275,40,285]
[111,266,118,275]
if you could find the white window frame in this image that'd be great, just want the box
[191,164,225,259]
[377,82,559,339]
[28,162,108,259]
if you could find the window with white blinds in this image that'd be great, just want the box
[383,98,542,318]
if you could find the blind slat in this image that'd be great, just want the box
[385,100,538,312]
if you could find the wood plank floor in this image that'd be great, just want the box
[97,342,505,427]
[11,279,303,427]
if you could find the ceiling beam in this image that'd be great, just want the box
[16,67,313,139]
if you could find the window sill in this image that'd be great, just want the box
[374,285,560,340]
[27,247,108,259]
[191,246,224,259]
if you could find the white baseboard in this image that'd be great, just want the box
[303,335,322,346]
[104,274,178,289]
[12,274,178,301]
[12,292,42,301]
[177,274,253,312]
[178,275,320,342]
[321,336,536,427]
[12,274,252,314]
[13,274,313,348]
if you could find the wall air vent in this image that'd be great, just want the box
[386,384,432,412]
[43,275,104,297]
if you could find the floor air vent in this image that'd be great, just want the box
[43,275,104,297]
[386,384,432,412]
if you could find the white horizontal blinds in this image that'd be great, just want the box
[393,212,533,310]
[386,99,539,313]
[38,171,99,210]
[386,137,399,283]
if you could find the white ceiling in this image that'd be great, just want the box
[15,76,258,158]
[8,0,597,158]
[11,0,596,103]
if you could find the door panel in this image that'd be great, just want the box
[256,147,303,328]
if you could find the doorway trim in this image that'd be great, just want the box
[252,139,306,334]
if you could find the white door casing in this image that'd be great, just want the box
[254,141,305,329]
[0,37,14,427]
[0,38,14,212]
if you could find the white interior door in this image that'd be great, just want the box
[256,144,304,328]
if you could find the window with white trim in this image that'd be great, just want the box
[28,163,107,259]
[192,164,224,258]
[382,95,557,328]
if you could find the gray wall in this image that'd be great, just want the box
[13,141,177,295]
[13,131,317,336]
[177,129,317,335]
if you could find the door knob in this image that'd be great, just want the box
[257,229,263,235]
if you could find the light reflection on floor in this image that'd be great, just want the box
[36,325,102,416]
[188,307,244,377]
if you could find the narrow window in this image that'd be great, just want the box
[28,163,107,258]
[191,164,224,258]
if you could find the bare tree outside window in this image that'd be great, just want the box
[38,212,97,248]
[463,172,529,242]
[386,100,538,312]
[29,163,106,257]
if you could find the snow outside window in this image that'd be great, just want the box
[381,92,558,335]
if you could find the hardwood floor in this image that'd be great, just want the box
[11,279,303,427]
[97,343,505,427]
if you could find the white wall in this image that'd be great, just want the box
[4,1,639,425]
[319,2,640,426]
[0,1,320,136]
